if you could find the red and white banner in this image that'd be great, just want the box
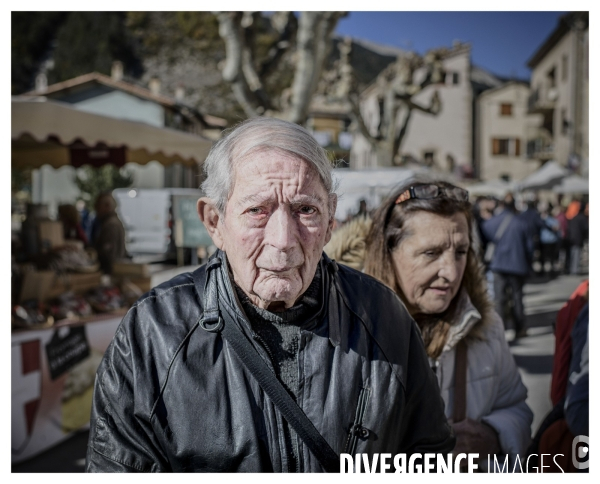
[11,315,122,464]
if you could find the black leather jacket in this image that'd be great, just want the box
[86,251,454,472]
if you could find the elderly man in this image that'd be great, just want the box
[86,117,454,472]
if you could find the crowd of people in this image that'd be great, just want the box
[57,193,126,275]
[471,193,588,339]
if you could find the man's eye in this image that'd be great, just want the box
[299,206,316,215]
[247,207,263,215]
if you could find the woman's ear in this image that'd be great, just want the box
[197,197,224,249]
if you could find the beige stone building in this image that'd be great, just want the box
[351,43,502,175]
[526,11,588,177]
[476,81,542,181]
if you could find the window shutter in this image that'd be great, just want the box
[515,138,521,156]
[492,138,500,155]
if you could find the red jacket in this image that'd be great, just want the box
[550,279,589,405]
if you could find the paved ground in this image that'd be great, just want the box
[514,273,588,434]
[12,272,588,472]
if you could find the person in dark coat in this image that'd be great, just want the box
[85,117,454,473]
[567,202,588,275]
[92,192,126,274]
[519,200,545,274]
[481,199,532,338]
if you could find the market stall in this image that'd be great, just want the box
[12,313,123,463]
[12,97,213,169]
[11,96,214,463]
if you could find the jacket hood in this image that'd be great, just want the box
[324,216,372,271]
[325,215,495,344]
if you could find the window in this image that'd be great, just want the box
[561,109,569,135]
[500,103,513,116]
[423,151,435,166]
[547,67,556,88]
[445,72,460,85]
[493,138,509,155]
[492,138,521,156]
[562,54,568,82]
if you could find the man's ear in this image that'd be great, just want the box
[197,197,225,250]
[324,194,338,245]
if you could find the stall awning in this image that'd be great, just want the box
[516,160,570,191]
[553,174,589,194]
[12,97,214,169]
[466,178,517,198]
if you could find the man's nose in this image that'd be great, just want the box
[264,208,298,251]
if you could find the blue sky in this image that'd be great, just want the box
[335,11,567,80]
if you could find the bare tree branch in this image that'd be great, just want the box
[348,94,380,148]
[216,11,344,123]
[259,12,297,78]
[401,90,441,115]
[215,11,261,118]
[346,45,445,166]
[393,108,413,157]
[215,12,243,83]
[240,12,273,112]
[288,12,346,124]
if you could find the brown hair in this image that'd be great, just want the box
[364,176,485,358]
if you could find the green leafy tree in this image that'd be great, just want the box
[11,12,68,93]
[49,11,142,84]
[74,165,133,208]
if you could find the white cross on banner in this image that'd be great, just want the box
[11,339,42,455]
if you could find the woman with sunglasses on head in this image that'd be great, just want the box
[325,177,532,471]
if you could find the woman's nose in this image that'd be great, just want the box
[438,255,459,282]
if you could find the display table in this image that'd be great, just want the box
[11,311,125,464]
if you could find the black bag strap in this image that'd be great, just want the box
[194,256,340,473]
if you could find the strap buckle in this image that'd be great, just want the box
[199,315,223,333]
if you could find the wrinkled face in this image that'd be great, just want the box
[391,211,469,316]
[209,150,335,310]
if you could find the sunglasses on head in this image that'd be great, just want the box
[394,184,469,205]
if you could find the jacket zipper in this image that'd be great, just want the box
[344,387,371,456]
[251,333,276,371]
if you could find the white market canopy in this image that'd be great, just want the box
[466,178,517,198]
[332,167,436,220]
[12,97,214,169]
[517,160,570,191]
[552,174,589,194]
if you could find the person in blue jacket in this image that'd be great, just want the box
[482,199,532,338]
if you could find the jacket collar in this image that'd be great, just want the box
[209,249,338,344]
[443,288,482,352]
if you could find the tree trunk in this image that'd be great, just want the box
[374,140,396,167]
[288,12,344,124]
[215,11,345,125]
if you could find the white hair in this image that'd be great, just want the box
[201,117,337,216]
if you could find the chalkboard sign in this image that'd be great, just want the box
[172,196,213,248]
[45,326,90,380]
